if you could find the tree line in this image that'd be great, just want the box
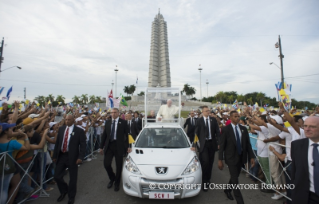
[34,94,105,107]
[201,91,317,109]
[32,86,317,110]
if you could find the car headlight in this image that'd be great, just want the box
[182,156,200,175]
[125,156,141,175]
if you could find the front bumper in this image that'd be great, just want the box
[122,173,201,199]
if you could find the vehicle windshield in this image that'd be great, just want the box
[135,128,190,148]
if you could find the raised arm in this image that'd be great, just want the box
[17,130,30,151]
[31,128,48,150]
[279,102,300,135]
[268,118,289,133]
[248,123,261,132]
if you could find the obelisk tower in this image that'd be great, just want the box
[148,10,171,87]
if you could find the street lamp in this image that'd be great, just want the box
[206,80,209,98]
[114,66,119,99]
[270,62,285,86]
[198,64,203,102]
[269,62,280,69]
[0,66,22,72]
[111,80,114,92]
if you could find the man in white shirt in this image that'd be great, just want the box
[157,99,183,122]
[250,115,286,199]
[249,123,271,187]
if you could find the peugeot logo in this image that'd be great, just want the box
[155,167,168,174]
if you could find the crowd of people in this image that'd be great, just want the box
[0,102,119,203]
[183,103,319,204]
[0,100,318,204]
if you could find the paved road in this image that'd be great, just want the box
[33,154,284,204]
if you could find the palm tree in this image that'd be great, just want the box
[182,84,196,98]
[46,94,55,102]
[123,86,130,96]
[215,91,225,103]
[72,95,81,104]
[138,91,145,96]
[256,92,265,107]
[56,95,65,104]
[81,94,88,104]
[237,94,245,104]
[247,97,253,105]
[128,85,136,96]
[34,95,45,106]
[182,84,190,95]
[96,96,103,103]
[89,95,96,104]
[227,95,234,104]
[187,87,196,98]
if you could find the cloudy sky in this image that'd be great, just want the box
[0,0,318,103]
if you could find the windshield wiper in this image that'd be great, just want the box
[160,146,185,148]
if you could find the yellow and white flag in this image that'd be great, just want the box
[128,134,135,144]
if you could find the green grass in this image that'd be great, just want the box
[181,111,189,118]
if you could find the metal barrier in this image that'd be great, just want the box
[244,135,292,202]
[0,126,104,203]
[0,148,53,204]
[84,127,102,160]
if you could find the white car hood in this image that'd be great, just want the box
[130,148,196,179]
[131,148,194,165]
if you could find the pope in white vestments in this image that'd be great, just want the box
[156,99,183,122]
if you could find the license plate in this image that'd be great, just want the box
[149,192,174,199]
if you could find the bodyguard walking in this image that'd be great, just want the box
[99,108,131,191]
[53,115,86,204]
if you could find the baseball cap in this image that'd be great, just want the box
[28,114,40,119]
[269,115,283,124]
[75,117,83,122]
[0,123,16,131]
[49,122,57,128]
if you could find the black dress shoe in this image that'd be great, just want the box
[57,192,67,202]
[68,199,74,204]
[107,181,114,189]
[224,190,234,200]
[114,183,120,192]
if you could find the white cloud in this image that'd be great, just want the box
[0,0,318,104]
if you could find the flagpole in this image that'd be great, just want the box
[278,35,284,86]
[136,76,138,100]
[114,66,118,99]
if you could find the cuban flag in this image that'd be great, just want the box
[108,90,113,99]
[6,86,13,101]
[108,97,114,108]
[0,87,4,95]
[275,82,282,101]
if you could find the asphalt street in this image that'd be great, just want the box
[33,154,284,204]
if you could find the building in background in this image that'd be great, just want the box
[148,10,171,88]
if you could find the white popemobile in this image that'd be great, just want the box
[122,87,202,199]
